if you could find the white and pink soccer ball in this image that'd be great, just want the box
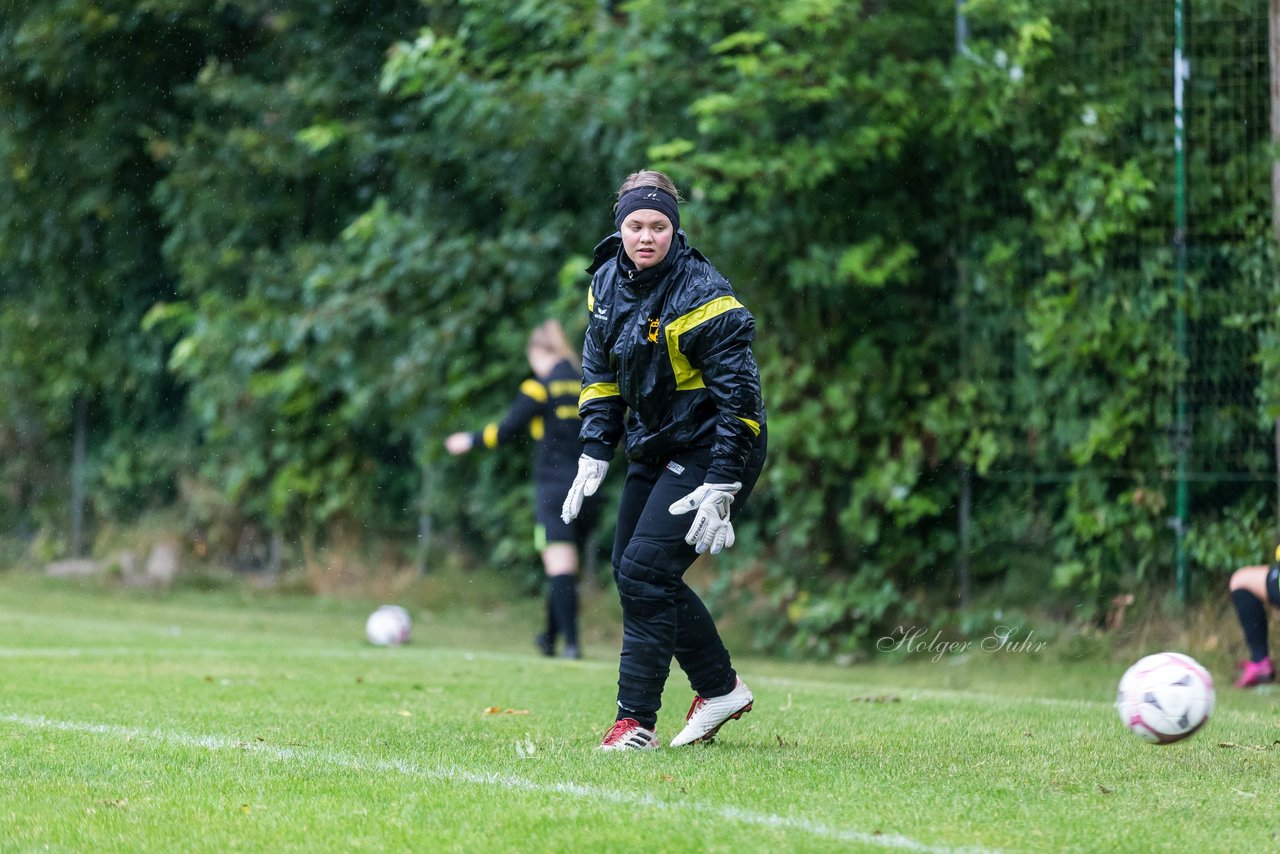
[1116,651,1214,744]
[365,605,412,647]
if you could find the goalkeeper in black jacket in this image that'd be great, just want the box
[561,170,767,751]
[446,320,598,659]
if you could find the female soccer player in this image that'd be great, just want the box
[561,170,767,749]
[446,320,598,659]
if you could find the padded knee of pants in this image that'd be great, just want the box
[615,538,672,619]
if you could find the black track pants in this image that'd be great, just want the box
[611,431,766,725]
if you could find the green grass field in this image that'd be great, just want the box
[2,571,1278,853]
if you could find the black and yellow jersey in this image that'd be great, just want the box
[578,230,765,484]
[472,359,583,483]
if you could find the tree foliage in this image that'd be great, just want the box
[1,0,1276,653]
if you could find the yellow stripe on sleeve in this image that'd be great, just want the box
[482,423,499,449]
[519,379,548,402]
[735,416,761,436]
[579,382,621,407]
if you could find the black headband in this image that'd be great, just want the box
[613,186,680,231]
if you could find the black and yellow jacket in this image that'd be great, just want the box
[578,230,765,484]
[473,359,583,483]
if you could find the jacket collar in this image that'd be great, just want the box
[586,230,691,281]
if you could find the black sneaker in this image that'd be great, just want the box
[534,632,555,657]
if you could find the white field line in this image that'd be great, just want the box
[0,713,999,854]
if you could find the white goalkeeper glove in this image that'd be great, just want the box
[561,455,609,523]
[668,481,742,555]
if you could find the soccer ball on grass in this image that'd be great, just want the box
[365,604,412,647]
[1115,651,1214,744]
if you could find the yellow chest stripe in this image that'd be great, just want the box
[663,296,744,391]
[547,379,581,398]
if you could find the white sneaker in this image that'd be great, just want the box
[669,677,753,747]
[599,718,659,751]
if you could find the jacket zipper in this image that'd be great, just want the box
[617,315,635,403]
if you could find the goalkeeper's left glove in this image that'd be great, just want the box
[668,481,742,555]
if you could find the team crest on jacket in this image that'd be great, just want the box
[646,318,661,343]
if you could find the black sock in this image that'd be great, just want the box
[617,706,657,730]
[542,581,557,644]
[1232,588,1270,662]
[550,575,578,646]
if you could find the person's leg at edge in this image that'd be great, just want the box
[1230,563,1276,688]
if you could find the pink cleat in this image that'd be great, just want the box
[1234,657,1274,689]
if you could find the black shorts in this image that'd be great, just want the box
[534,479,599,550]
[1267,565,1280,606]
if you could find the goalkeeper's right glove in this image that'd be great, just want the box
[561,455,608,523]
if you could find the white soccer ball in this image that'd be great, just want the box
[1116,651,1214,744]
[365,605,412,647]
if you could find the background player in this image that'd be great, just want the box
[446,320,598,659]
